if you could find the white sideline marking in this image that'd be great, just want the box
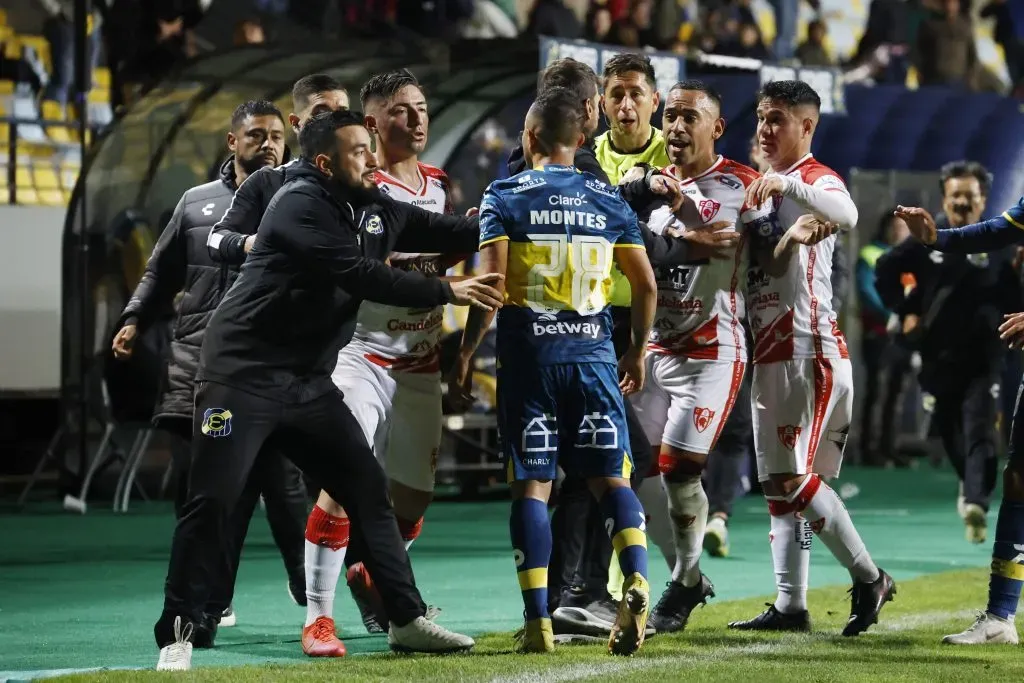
[879,609,978,632]
[492,610,983,682]
[490,643,783,683]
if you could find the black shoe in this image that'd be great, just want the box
[649,574,715,634]
[728,603,811,632]
[193,613,219,648]
[842,568,896,636]
[553,591,656,638]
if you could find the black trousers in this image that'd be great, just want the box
[548,400,652,605]
[706,372,751,518]
[860,335,911,463]
[164,419,308,612]
[154,381,426,646]
[930,369,1001,511]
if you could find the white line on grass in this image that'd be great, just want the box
[878,609,978,632]
[489,642,784,683]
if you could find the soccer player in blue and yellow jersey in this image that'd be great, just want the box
[450,87,658,655]
[896,196,1024,645]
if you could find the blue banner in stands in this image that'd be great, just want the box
[539,37,845,116]
[539,37,685,98]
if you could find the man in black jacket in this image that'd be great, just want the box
[154,110,501,671]
[111,99,307,627]
[875,161,1021,544]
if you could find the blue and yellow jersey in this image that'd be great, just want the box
[933,196,1024,253]
[479,164,645,366]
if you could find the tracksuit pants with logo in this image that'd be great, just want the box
[154,380,426,646]
[161,416,308,615]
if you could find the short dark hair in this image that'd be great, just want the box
[231,99,283,130]
[528,87,584,151]
[298,109,367,160]
[939,160,992,196]
[757,79,821,111]
[539,58,599,102]
[602,52,657,91]
[292,73,346,112]
[669,79,723,113]
[359,69,421,108]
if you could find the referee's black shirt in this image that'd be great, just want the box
[198,159,479,403]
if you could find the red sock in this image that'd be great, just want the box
[305,506,350,550]
[397,516,423,546]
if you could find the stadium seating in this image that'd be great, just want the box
[0,9,111,206]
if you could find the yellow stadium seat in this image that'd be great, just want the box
[38,189,64,206]
[3,36,20,60]
[34,165,60,190]
[93,67,110,88]
[16,187,39,205]
[15,166,31,189]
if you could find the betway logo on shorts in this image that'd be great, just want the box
[531,313,604,340]
[530,195,607,229]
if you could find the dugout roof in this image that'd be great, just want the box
[67,38,540,238]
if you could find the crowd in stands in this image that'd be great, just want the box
[0,0,1021,207]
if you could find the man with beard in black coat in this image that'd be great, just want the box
[112,100,308,629]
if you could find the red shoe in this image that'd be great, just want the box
[301,616,347,657]
[346,562,388,633]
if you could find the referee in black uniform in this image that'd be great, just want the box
[154,110,503,670]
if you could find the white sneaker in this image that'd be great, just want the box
[388,616,475,654]
[219,605,237,627]
[156,616,193,671]
[703,516,730,557]
[956,483,967,519]
[942,612,1019,645]
[963,504,987,544]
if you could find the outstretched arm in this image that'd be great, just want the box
[896,199,1024,253]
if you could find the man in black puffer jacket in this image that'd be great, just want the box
[111,99,308,631]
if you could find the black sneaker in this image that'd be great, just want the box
[193,613,219,648]
[842,568,896,636]
[557,593,651,643]
[728,603,811,632]
[649,574,715,633]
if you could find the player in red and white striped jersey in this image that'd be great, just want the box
[302,70,466,655]
[627,80,779,634]
[728,80,895,636]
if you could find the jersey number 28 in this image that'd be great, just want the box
[526,234,613,315]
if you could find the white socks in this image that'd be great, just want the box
[768,509,811,613]
[303,506,350,627]
[664,476,708,588]
[800,476,880,583]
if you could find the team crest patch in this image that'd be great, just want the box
[693,407,715,433]
[777,424,802,450]
[365,215,383,235]
[698,198,721,222]
[201,408,233,438]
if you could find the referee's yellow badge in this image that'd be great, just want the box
[201,408,233,438]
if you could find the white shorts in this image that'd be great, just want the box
[751,357,853,482]
[330,346,442,492]
[630,354,747,455]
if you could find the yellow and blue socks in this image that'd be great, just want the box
[600,486,649,582]
[510,498,552,623]
[987,501,1024,621]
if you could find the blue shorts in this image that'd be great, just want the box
[497,361,634,482]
